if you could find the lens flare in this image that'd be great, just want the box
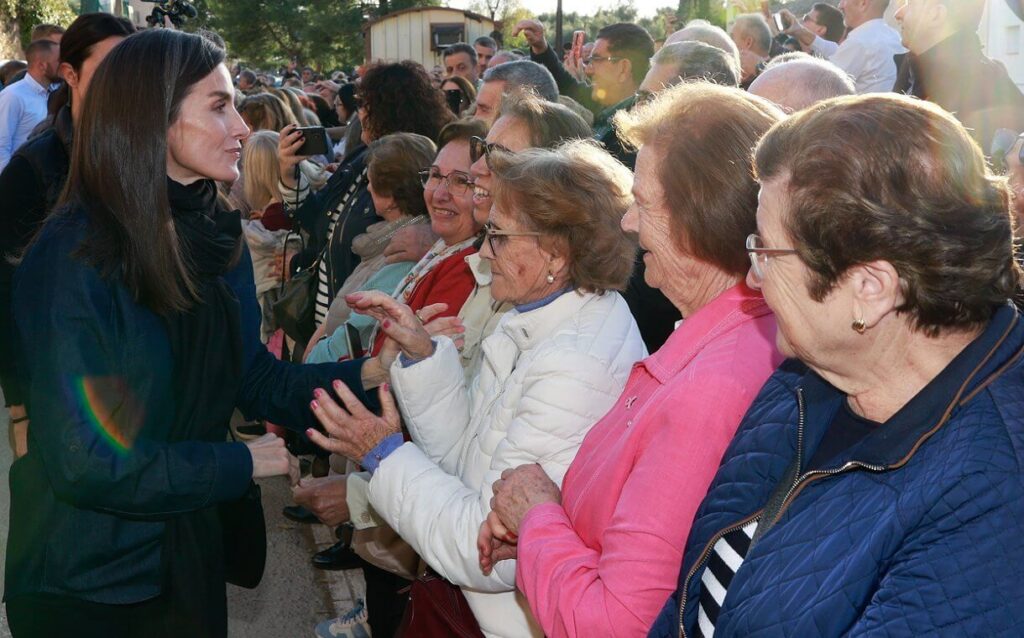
[73,376,143,455]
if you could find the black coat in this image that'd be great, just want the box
[287,146,380,304]
[0,106,72,406]
[894,31,1024,151]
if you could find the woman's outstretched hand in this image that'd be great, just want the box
[306,381,401,462]
[347,292,464,362]
[245,433,300,485]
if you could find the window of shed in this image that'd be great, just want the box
[432,24,465,50]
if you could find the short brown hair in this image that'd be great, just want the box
[499,92,593,148]
[490,141,636,293]
[436,117,488,150]
[615,82,783,276]
[366,133,437,218]
[755,93,1021,334]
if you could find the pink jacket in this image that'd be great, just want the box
[515,283,782,637]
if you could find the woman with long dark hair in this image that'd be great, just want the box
[4,28,376,637]
[0,12,135,460]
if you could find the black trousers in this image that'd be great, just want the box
[6,592,200,638]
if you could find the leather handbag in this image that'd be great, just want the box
[351,523,420,582]
[218,480,267,589]
[273,264,317,343]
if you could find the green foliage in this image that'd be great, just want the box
[1,0,75,50]
[185,0,438,71]
[676,0,727,28]
[535,0,678,46]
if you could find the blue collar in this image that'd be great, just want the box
[800,304,1024,470]
[514,286,574,314]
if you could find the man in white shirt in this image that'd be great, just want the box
[0,39,59,171]
[781,0,905,94]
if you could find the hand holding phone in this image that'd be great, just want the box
[571,30,586,64]
[295,126,331,157]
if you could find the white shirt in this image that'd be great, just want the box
[0,73,50,172]
[811,19,906,94]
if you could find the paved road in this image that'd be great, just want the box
[0,402,364,637]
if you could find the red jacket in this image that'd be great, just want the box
[370,245,477,356]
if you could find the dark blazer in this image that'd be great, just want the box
[0,106,72,406]
[894,31,1024,151]
[4,206,373,605]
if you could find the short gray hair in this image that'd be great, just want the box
[750,57,855,112]
[482,60,558,102]
[731,13,772,56]
[665,23,740,68]
[652,41,740,87]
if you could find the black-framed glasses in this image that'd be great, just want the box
[419,167,474,196]
[582,54,624,67]
[746,233,797,283]
[469,136,513,167]
[353,94,365,109]
[482,220,543,254]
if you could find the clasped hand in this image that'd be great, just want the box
[477,464,562,575]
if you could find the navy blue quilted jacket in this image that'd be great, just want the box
[649,305,1024,637]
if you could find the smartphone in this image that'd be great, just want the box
[295,126,331,157]
[773,12,789,31]
[571,30,586,62]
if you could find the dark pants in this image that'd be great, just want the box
[7,592,198,638]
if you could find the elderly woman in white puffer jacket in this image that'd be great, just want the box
[306,141,646,638]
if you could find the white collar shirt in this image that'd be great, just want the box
[810,18,906,94]
[0,73,50,172]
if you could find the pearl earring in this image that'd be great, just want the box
[546,273,555,284]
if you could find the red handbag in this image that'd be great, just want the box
[395,568,484,638]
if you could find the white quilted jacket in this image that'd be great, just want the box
[368,289,645,638]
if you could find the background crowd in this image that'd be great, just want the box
[2,0,1024,637]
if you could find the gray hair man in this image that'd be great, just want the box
[749,55,855,112]
[637,41,740,106]
[474,60,558,125]
[729,13,773,86]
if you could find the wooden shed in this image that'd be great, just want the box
[362,7,497,68]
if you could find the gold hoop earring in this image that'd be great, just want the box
[852,318,867,334]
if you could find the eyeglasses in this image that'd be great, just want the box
[746,233,797,283]
[482,220,543,254]
[353,94,365,109]
[634,89,656,107]
[582,55,624,67]
[992,129,1024,173]
[419,167,474,196]
[469,136,513,167]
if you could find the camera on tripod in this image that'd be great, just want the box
[143,0,199,28]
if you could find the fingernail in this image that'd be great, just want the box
[382,382,390,392]
[333,380,343,389]
[311,400,319,410]
[382,319,391,328]
[306,428,315,437]
[314,388,323,398]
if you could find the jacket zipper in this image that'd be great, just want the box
[677,387,890,637]
[676,387,806,638]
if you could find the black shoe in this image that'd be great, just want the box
[283,505,319,524]
[312,539,362,571]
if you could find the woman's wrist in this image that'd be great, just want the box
[401,337,436,363]
[360,356,389,389]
